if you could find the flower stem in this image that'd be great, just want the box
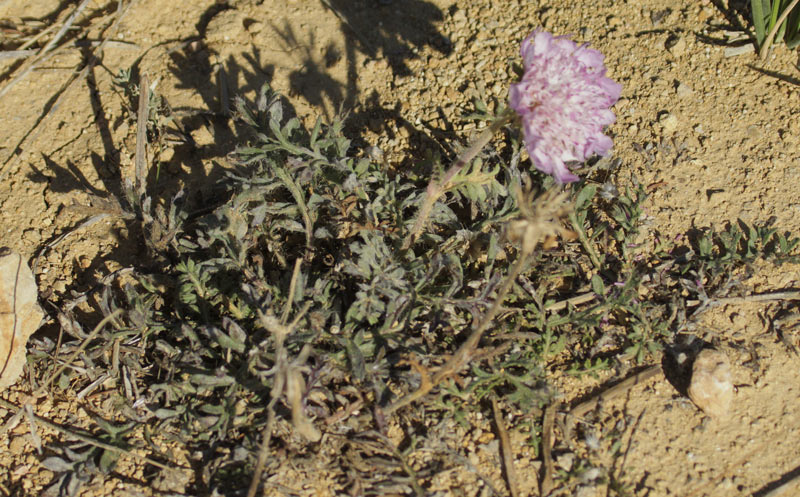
[568,210,602,270]
[401,109,514,250]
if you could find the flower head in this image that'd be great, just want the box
[509,30,621,183]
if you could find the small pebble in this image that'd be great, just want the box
[667,37,687,57]
[659,112,679,133]
[687,349,734,419]
[556,452,574,472]
[675,82,693,98]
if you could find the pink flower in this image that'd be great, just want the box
[509,30,621,183]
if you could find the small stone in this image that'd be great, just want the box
[687,349,734,419]
[667,36,687,57]
[152,468,193,493]
[556,452,574,472]
[244,19,263,34]
[659,112,679,133]
[160,146,175,163]
[0,251,44,388]
[9,436,27,454]
[675,82,693,98]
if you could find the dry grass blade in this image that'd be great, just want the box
[17,21,59,51]
[492,397,520,497]
[544,291,596,312]
[35,309,123,396]
[0,50,36,60]
[135,74,150,199]
[687,290,800,307]
[540,402,556,496]
[564,364,662,442]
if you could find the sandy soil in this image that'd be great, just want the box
[1,0,799,495]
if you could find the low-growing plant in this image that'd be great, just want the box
[29,29,800,496]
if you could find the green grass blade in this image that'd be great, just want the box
[787,2,800,41]
[769,0,781,32]
[752,0,768,45]
[773,0,790,42]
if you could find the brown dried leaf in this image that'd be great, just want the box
[0,251,44,388]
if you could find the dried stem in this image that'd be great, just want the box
[569,210,602,270]
[247,262,316,497]
[388,189,571,414]
[402,109,513,250]
[36,309,123,396]
[540,401,557,496]
[687,290,800,307]
[386,242,532,414]
[135,74,150,199]
[492,397,520,497]
[247,407,277,497]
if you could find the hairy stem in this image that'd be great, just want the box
[402,109,513,250]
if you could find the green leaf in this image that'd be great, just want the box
[99,449,120,474]
[344,336,366,381]
[190,374,235,387]
[206,325,246,353]
[590,274,605,296]
[575,184,597,211]
[752,0,768,45]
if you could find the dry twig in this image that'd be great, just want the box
[564,364,662,442]
[540,402,556,496]
[387,190,571,414]
[135,73,150,199]
[687,290,800,308]
[492,397,520,497]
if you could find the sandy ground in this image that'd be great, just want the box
[1,0,799,495]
